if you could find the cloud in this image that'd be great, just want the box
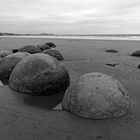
[0,0,140,33]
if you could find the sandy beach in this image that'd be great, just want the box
[0,37,140,140]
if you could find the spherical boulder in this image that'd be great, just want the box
[43,49,64,61]
[19,45,41,54]
[62,72,130,119]
[45,42,56,48]
[131,50,140,57]
[9,53,70,95]
[37,44,51,51]
[0,50,12,58]
[106,49,119,53]
[0,52,30,78]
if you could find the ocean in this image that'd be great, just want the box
[1,34,140,41]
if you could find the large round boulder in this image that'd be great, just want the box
[131,50,140,57]
[45,42,56,48]
[37,44,51,51]
[0,52,30,78]
[43,49,64,61]
[0,50,12,58]
[19,45,41,54]
[9,53,70,95]
[62,72,130,119]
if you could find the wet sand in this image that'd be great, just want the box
[0,37,140,140]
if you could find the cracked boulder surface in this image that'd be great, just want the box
[43,49,64,61]
[0,52,30,79]
[62,72,130,119]
[19,45,41,54]
[0,50,13,58]
[9,53,70,95]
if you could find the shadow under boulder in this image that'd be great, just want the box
[43,49,64,61]
[12,49,19,53]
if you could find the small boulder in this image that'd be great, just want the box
[138,64,140,69]
[0,52,30,78]
[19,45,41,54]
[9,53,70,95]
[37,44,51,51]
[0,50,12,58]
[12,48,19,53]
[62,72,130,119]
[43,49,64,61]
[45,42,56,48]
[106,49,119,53]
[131,50,140,57]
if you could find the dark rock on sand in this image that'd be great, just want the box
[0,52,30,79]
[131,50,140,57]
[9,53,70,95]
[62,72,130,119]
[106,49,119,53]
[37,44,51,51]
[45,42,56,48]
[12,49,19,53]
[138,64,140,69]
[0,50,12,58]
[43,49,64,61]
[106,63,118,67]
[19,45,41,54]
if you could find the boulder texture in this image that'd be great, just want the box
[37,44,51,51]
[0,52,30,78]
[9,53,70,95]
[45,42,56,48]
[43,49,64,61]
[106,49,119,53]
[0,50,12,58]
[131,50,140,57]
[19,45,41,54]
[62,72,130,119]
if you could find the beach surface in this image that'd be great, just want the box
[0,37,140,140]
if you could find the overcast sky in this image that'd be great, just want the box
[0,0,140,34]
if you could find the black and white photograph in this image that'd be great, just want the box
[0,0,139,139]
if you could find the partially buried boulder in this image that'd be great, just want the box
[19,45,41,54]
[131,50,140,57]
[0,52,30,79]
[62,72,130,119]
[45,42,56,48]
[37,44,51,51]
[9,53,70,95]
[106,49,119,53]
[43,49,64,61]
[0,50,12,58]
